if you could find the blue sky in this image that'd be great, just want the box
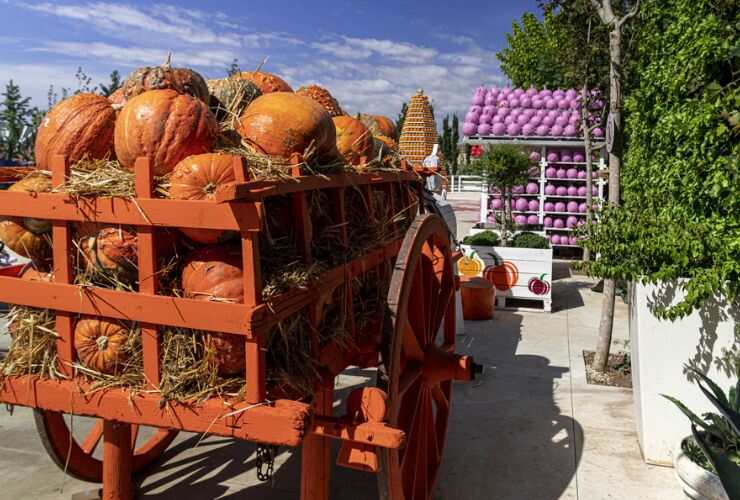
[0,0,540,119]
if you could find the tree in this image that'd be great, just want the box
[439,114,460,175]
[582,0,739,331]
[467,145,531,245]
[396,102,408,133]
[585,0,641,373]
[0,80,32,162]
[228,58,240,76]
[99,70,122,97]
[497,12,568,88]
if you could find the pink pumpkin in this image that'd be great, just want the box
[566,216,578,228]
[544,216,554,227]
[543,115,555,127]
[558,99,570,110]
[506,123,521,136]
[545,166,557,178]
[551,234,561,245]
[567,186,578,196]
[566,168,578,178]
[578,202,587,213]
[556,186,568,196]
[555,202,566,212]
[567,201,579,213]
[517,114,529,126]
[569,236,578,245]
[553,218,565,229]
[574,153,585,162]
[515,198,529,211]
[491,198,504,210]
[529,151,542,162]
[550,125,564,136]
[544,202,555,211]
[522,123,535,136]
[492,123,506,135]
[504,115,515,125]
[532,98,544,109]
[528,199,539,211]
[564,125,578,137]
[544,184,556,195]
[593,127,604,137]
[547,152,559,162]
[512,185,525,194]
[527,215,539,225]
[577,186,587,196]
[536,125,550,136]
[514,215,528,225]
[477,123,491,135]
[545,98,557,110]
[556,168,567,179]
[462,122,477,135]
[526,182,539,194]
[577,170,587,179]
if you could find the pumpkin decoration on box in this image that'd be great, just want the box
[114,89,218,176]
[74,317,134,375]
[181,245,246,376]
[0,174,53,261]
[297,85,344,117]
[168,153,239,244]
[120,54,209,103]
[332,115,373,165]
[34,93,117,170]
[238,92,337,162]
[237,70,293,94]
[484,260,519,292]
[528,274,551,296]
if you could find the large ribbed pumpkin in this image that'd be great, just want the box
[182,245,245,375]
[238,92,337,160]
[333,115,373,165]
[237,71,293,94]
[74,317,132,374]
[35,93,116,170]
[121,58,209,103]
[114,89,218,176]
[169,153,238,244]
[297,85,344,117]
[0,174,52,261]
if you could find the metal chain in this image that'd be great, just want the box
[255,444,278,483]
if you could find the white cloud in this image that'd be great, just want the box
[313,36,437,63]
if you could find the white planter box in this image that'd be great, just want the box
[460,244,553,312]
[630,281,738,465]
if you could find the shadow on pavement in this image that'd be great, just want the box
[438,312,583,499]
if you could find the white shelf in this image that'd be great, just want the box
[543,195,591,199]
[544,212,586,216]
[551,244,582,248]
[546,227,577,232]
[542,177,597,182]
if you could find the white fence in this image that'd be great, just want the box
[449,175,485,193]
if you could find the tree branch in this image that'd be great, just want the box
[618,0,641,28]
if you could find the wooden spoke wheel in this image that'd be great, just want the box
[34,410,178,483]
[378,214,457,500]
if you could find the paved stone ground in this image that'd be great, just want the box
[0,193,683,499]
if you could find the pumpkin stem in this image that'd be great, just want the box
[203,181,217,195]
[96,335,109,351]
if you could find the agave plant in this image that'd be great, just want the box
[663,367,740,499]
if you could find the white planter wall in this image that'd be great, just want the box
[630,281,738,466]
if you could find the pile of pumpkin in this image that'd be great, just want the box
[0,58,404,399]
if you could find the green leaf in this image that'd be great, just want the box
[692,425,740,499]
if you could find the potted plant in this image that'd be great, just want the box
[664,368,739,500]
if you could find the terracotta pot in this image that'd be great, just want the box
[460,277,495,320]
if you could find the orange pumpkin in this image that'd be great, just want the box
[114,89,218,176]
[182,245,245,375]
[296,85,344,117]
[74,317,132,374]
[332,116,373,165]
[484,261,519,292]
[169,153,239,244]
[80,227,138,280]
[361,114,398,140]
[0,174,52,261]
[121,57,209,103]
[238,92,337,161]
[108,88,127,107]
[35,93,116,170]
[237,71,293,94]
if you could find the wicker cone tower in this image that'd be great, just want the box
[399,89,439,168]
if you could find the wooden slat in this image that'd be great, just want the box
[0,192,260,231]
[0,377,312,447]
[216,171,420,202]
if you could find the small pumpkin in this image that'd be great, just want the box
[35,93,116,170]
[296,85,344,117]
[80,227,138,281]
[169,153,239,244]
[237,71,293,94]
[74,317,132,374]
[238,92,337,161]
[361,114,398,140]
[0,174,53,261]
[182,245,245,375]
[121,56,209,103]
[207,77,262,122]
[332,115,373,165]
[114,89,218,176]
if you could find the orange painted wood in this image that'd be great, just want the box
[102,421,133,500]
[215,171,420,202]
[134,157,161,388]
[290,162,313,264]
[460,277,495,321]
[300,388,333,500]
[0,191,260,231]
[50,155,75,378]
[245,341,266,404]
[0,377,312,447]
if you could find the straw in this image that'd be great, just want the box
[0,306,61,379]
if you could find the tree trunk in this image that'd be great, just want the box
[581,85,594,263]
[594,25,623,373]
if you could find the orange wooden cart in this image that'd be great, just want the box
[0,154,479,500]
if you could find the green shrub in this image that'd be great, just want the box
[512,232,550,249]
[462,230,500,247]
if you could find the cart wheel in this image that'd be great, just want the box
[34,410,178,483]
[378,214,456,500]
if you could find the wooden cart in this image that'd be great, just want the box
[0,154,479,500]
